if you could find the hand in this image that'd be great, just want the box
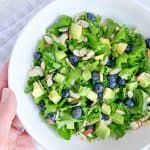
[0,63,35,150]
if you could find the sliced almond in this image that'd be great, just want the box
[130,122,139,130]
[109,68,121,75]
[28,66,43,77]
[44,35,53,44]
[59,33,68,45]
[41,61,45,70]
[116,109,125,115]
[141,120,150,126]
[128,91,133,98]
[70,91,80,99]
[77,20,89,28]
[46,74,53,87]
[82,50,94,60]
[148,49,150,59]
[58,27,69,32]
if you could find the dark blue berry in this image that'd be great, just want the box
[124,98,135,108]
[92,71,99,83]
[94,83,104,94]
[98,92,103,100]
[87,13,96,22]
[108,74,118,83]
[71,106,83,119]
[47,113,56,121]
[118,77,126,86]
[101,113,109,120]
[106,55,114,67]
[145,39,150,48]
[38,101,45,111]
[68,54,80,65]
[125,44,132,53]
[33,52,42,60]
[108,81,117,89]
[62,89,70,98]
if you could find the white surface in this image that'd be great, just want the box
[8,0,150,150]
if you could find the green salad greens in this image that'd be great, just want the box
[25,12,150,141]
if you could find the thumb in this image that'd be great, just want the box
[0,88,17,142]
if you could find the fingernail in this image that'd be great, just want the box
[1,88,10,103]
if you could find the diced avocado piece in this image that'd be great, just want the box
[96,125,110,139]
[53,62,61,69]
[60,67,68,74]
[48,90,61,104]
[95,53,105,61]
[55,51,66,61]
[32,82,45,103]
[111,113,124,125]
[82,70,91,81]
[137,73,150,88]
[126,82,138,91]
[66,122,74,129]
[112,43,127,56]
[87,90,98,103]
[103,88,115,101]
[70,23,82,40]
[102,103,111,115]
[100,38,111,48]
[79,86,90,96]
[53,73,65,83]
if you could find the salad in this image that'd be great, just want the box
[25,12,150,141]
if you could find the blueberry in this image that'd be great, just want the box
[106,55,114,67]
[94,83,104,94]
[71,106,83,119]
[108,74,118,83]
[47,113,56,121]
[108,81,117,89]
[33,52,42,60]
[92,71,99,83]
[62,89,70,98]
[125,44,132,53]
[68,54,80,65]
[87,13,96,22]
[145,39,150,48]
[124,98,135,108]
[118,77,126,86]
[101,113,109,121]
[38,101,45,111]
[98,92,103,100]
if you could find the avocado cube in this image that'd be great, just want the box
[87,90,98,103]
[55,51,66,61]
[111,113,124,125]
[66,122,74,129]
[48,90,61,104]
[96,125,110,139]
[53,73,65,83]
[82,70,91,81]
[71,23,82,40]
[102,103,111,115]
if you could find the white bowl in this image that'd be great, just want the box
[8,0,150,150]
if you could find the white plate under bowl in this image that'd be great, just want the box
[8,0,150,150]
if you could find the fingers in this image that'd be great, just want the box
[0,88,17,142]
[15,132,35,150]
[12,116,24,131]
[0,63,8,96]
[8,127,22,149]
